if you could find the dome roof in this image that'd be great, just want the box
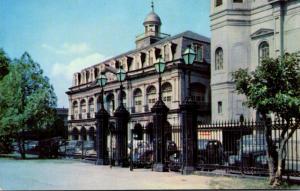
[143,11,161,25]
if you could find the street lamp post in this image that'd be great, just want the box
[95,72,110,165]
[114,66,130,167]
[180,46,198,174]
[151,56,169,172]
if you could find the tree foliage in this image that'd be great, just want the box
[0,52,57,158]
[233,53,300,186]
[233,53,300,118]
[0,48,10,80]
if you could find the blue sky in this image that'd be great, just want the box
[0,0,211,108]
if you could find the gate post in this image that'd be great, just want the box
[130,129,134,171]
[151,100,169,172]
[180,99,198,174]
[95,106,110,165]
[114,103,130,167]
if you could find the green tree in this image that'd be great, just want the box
[0,48,10,80]
[0,49,11,153]
[0,52,57,159]
[232,53,300,186]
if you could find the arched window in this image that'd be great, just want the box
[162,82,172,107]
[215,47,223,70]
[96,96,101,112]
[146,85,157,109]
[133,88,143,113]
[73,101,78,115]
[88,98,94,113]
[81,127,87,141]
[120,91,127,108]
[106,93,115,114]
[145,123,154,143]
[88,127,95,142]
[80,100,86,113]
[259,41,269,64]
[72,128,79,140]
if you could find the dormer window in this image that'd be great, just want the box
[215,0,222,7]
[192,43,203,62]
[115,60,120,69]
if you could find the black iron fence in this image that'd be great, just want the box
[195,120,300,177]
[127,125,182,170]
[129,119,299,177]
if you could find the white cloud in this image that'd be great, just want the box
[42,42,91,55]
[50,52,107,108]
[51,52,106,79]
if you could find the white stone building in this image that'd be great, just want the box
[66,6,211,141]
[210,0,300,121]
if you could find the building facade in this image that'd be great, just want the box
[210,0,300,121]
[66,6,211,142]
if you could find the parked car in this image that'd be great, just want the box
[132,141,153,168]
[64,140,82,157]
[12,140,39,154]
[71,140,96,157]
[84,141,96,157]
[197,139,224,166]
[132,140,179,168]
[228,133,269,173]
[25,140,39,151]
[169,139,224,172]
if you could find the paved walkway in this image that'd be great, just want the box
[0,158,277,190]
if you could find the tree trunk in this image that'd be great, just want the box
[267,151,276,184]
[263,115,277,185]
[274,149,284,187]
[17,136,26,159]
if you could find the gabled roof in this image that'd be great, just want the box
[250,28,274,39]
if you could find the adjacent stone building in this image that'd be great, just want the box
[66,6,211,142]
[210,0,300,121]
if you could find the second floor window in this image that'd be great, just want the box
[73,101,78,114]
[215,47,223,70]
[80,100,86,113]
[89,99,94,113]
[134,88,143,112]
[121,91,127,108]
[162,82,172,106]
[106,94,115,114]
[147,86,157,107]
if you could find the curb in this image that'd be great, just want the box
[193,170,268,180]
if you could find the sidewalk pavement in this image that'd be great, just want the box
[0,158,281,190]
